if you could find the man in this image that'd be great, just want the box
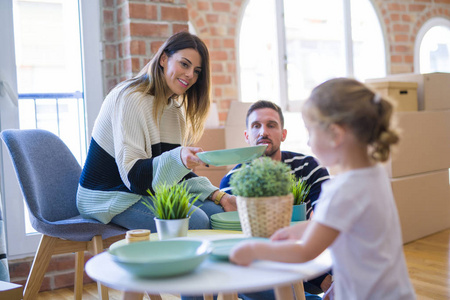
[220,100,332,299]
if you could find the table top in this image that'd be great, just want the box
[86,230,332,296]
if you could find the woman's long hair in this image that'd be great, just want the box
[119,31,211,145]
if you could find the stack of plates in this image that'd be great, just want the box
[210,211,242,231]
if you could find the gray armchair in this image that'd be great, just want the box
[1,129,127,300]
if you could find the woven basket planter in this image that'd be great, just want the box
[236,194,294,238]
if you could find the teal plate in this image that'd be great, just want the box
[211,211,240,223]
[210,237,268,261]
[108,240,211,278]
[197,145,267,166]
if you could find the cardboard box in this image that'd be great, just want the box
[391,169,450,244]
[385,110,450,178]
[194,167,230,187]
[366,72,450,111]
[195,127,226,151]
[365,81,418,112]
[0,281,23,300]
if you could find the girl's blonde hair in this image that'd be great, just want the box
[303,78,399,162]
[119,31,211,145]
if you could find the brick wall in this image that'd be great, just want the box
[8,0,450,293]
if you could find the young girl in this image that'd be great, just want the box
[230,78,416,300]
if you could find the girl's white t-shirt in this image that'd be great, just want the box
[313,165,415,300]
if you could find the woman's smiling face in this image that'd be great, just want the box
[159,48,202,98]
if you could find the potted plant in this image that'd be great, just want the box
[142,182,201,240]
[291,178,311,222]
[229,157,293,237]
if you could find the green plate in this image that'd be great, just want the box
[197,145,267,166]
[210,237,268,260]
[108,240,211,278]
[211,211,240,223]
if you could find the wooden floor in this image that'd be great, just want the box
[37,228,450,300]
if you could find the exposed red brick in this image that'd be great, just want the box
[394,45,410,52]
[214,87,222,97]
[103,0,114,8]
[46,255,76,272]
[395,34,408,42]
[212,75,231,85]
[129,3,158,20]
[390,14,400,21]
[131,40,146,55]
[227,62,236,73]
[132,57,141,73]
[105,44,117,60]
[172,24,189,34]
[198,1,210,11]
[206,14,219,23]
[123,58,132,73]
[196,17,206,28]
[210,50,228,61]
[218,112,228,123]
[402,14,412,22]
[391,55,402,63]
[393,24,409,32]
[53,272,75,289]
[405,55,414,63]
[161,6,189,21]
[9,261,31,278]
[223,38,235,48]
[387,3,406,11]
[220,99,231,110]
[104,27,115,42]
[435,0,450,3]
[40,276,51,292]
[212,39,221,48]
[212,2,230,12]
[130,23,169,37]
[151,40,165,54]
[409,4,426,12]
[103,9,114,24]
[211,63,223,72]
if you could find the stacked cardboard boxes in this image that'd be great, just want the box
[193,102,252,187]
[366,73,450,244]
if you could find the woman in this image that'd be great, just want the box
[77,31,236,231]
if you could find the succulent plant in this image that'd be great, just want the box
[141,182,201,219]
[291,177,311,205]
[229,157,292,197]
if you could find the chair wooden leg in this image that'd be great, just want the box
[292,282,306,300]
[91,235,109,300]
[23,235,57,300]
[74,251,84,300]
[274,285,295,300]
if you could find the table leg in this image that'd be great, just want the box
[121,291,144,300]
[219,292,239,300]
[148,293,163,300]
[274,285,295,300]
[292,282,306,300]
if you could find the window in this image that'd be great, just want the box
[415,18,450,73]
[239,0,386,111]
[0,0,103,259]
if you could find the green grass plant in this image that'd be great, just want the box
[229,157,292,197]
[291,177,311,205]
[141,182,201,220]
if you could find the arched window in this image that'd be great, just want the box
[239,0,386,110]
[415,18,450,73]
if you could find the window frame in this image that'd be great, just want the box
[414,17,450,73]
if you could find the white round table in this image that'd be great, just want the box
[86,231,332,300]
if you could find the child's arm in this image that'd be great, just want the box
[229,221,339,266]
[271,221,310,241]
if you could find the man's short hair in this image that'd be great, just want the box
[246,100,285,128]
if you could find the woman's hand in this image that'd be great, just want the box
[181,147,207,169]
